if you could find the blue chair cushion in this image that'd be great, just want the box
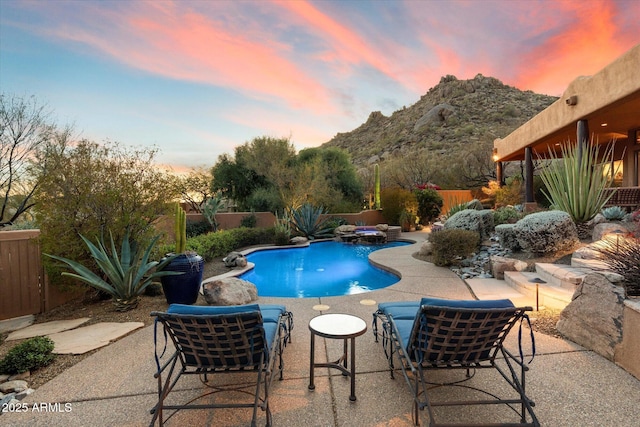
[380,298,515,360]
[167,303,261,315]
[419,297,514,309]
[257,304,287,324]
[378,301,420,320]
[166,304,285,351]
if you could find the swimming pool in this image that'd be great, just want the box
[239,240,410,298]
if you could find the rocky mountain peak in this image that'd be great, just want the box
[322,74,557,167]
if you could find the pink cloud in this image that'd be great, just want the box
[274,0,403,83]
[43,1,336,113]
[511,0,635,94]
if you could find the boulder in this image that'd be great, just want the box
[223,251,246,268]
[490,255,528,280]
[592,222,633,242]
[335,225,356,233]
[0,380,28,393]
[290,236,308,244]
[556,273,625,361]
[202,278,258,305]
[413,103,455,132]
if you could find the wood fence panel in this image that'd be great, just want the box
[437,190,474,215]
[0,230,43,321]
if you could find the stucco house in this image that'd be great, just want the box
[493,44,640,208]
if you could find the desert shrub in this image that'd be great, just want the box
[591,235,640,297]
[0,337,56,374]
[513,211,579,254]
[601,206,626,221]
[483,178,523,207]
[495,224,521,251]
[493,206,523,225]
[186,219,210,238]
[444,209,494,238]
[497,177,524,206]
[380,187,417,225]
[324,217,349,230]
[429,229,480,266]
[414,188,443,224]
[240,213,258,228]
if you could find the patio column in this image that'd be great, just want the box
[525,147,534,204]
[577,119,589,164]
[632,129,639,187]
[496,161,504,186]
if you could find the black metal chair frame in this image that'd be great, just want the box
[373,304,539,427]
[150,309,293,427]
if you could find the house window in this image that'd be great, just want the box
[603,160,624,187]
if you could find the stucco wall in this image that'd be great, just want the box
[616,301,640,380]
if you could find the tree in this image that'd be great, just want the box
[211,152,267,211]
[295,147,363,212]
[0,94,58,227]
[170,166,215,213]
[381,151,439,190]
[33,138,175,284]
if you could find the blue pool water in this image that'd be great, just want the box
[239,240,409,298]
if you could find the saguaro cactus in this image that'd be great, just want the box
[174,204,186,253]
[374,163,381,210]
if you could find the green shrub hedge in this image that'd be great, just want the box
[161,227,276,261]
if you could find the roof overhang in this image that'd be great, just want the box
[494,44,640,162]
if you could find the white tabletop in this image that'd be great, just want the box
[309,314,367,338]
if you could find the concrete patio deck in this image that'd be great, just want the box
[4,231,640,426]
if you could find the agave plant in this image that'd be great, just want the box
[288,203,335,239]
[538,141,615,230]
[601,206,627,221]
[46,230,179,311]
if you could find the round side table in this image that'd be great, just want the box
[308,313,367,401]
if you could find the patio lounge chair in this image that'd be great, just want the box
[373,297,538,426]
[150,303,293,427]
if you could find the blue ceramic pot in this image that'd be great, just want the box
[160,253,204,305]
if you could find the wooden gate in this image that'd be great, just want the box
[0,230,44,321]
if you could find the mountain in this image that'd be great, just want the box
[322,74,558,168]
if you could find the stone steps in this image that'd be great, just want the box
[534,263,590,291]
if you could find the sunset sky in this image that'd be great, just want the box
[1,0,639,171]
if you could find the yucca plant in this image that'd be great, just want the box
[288,203,335,239]
[538,141,615,235]
[46,230,178,311]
